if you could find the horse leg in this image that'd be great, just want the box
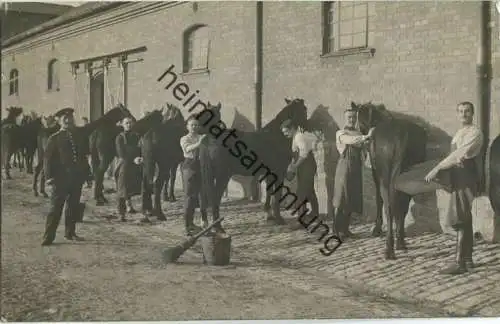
[140,170,153,222]
[3,150,13,180]
[168,164,178,201]
[94,155,112,205]
[268,175,286,225]
[380,182,396,260]
[33,160,43,196]
[263,177,271,212]
[153,167,167,221]
[370,155,384,237]
[395,191,411,251]
[211,172,232,233]
[162,181,169,201]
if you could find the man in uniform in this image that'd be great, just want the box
[41,108,87,246]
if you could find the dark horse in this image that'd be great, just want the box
[489,134,500,218]
[2,106,24,179]
[19,114,43,175]
[33,115,60,197]
[353,101,427,260]
[89,104,136,205]
[140,104,185,222]
[195,99,308,231]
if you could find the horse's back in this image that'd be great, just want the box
[374,118,427,179]
[489,135,500,215]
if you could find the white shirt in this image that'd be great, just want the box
[437,124,483,169]
[292,131,319,158]
[180,133,203,159]
[335,128,367,156]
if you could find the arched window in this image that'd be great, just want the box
[183,24,210,72]
[9,69,18,96]
[47,59,59,91]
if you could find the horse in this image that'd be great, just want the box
[19,114,43,175]
[2,107,25,179]
[140,104,185,222]
[489,134,500,217]
[353,101,427,260]
[89,105,137,205]
[196,98,309,232]
[33,115,60,197]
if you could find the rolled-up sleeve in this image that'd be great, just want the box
[438,127,483,169]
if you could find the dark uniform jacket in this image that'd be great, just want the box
[44,127,91,186]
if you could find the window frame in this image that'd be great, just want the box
[47,58,60,92]
[182,24,210,74]
[321,1,374,58]
[9,69,19,96]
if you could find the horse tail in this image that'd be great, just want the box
[489,135,500,216]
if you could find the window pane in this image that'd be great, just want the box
[352,33,366,47]
[340,21,352,35]
[354,4,367,18]
[339,35,352,49]
[352,18,367,34]
[340,6,353,20]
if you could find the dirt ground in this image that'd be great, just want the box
[1,172,447,321]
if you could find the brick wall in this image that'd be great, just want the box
[1,1,498,231]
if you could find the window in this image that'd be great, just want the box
[47,59,60,91]
[183,24,210,72]
[322,1,369,55]
[9,69,18,96]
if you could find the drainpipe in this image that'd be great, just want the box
[477,0,492,194]
[251,1,264,202]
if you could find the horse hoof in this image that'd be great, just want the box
[169,197,176,202]
[385,251,397,260]
[42,192,49,198]
[396,242,408,251]
[96,200,106,206]
[371,227,383,237]
[34,191,39,197]
[273,217,286,225]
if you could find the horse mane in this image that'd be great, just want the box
[132,109,163,135]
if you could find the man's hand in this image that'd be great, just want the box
[46,178,55,186]
[367,127,376,138]
[134,157,143,165]
[424,167,440,182]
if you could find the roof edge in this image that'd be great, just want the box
[1,2,130,48]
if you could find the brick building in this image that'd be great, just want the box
[1,1,499,234]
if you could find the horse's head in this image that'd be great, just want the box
[107,103,135,123]
[351,101,388,135]
[162,103,184,123]
[270,98,308,130]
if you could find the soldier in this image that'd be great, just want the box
[41,108,88,246]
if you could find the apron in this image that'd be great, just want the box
[444,142,479,229]
[333,128,363,213]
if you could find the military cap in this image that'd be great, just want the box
[54,107,75,118]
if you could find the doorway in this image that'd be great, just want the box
[89,70,104,121]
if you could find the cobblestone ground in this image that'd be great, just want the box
[1,171,497,320]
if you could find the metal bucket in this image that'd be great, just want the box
[200,232,231,266]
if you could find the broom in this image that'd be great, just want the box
[161,217,225,264]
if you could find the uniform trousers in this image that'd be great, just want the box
[43,178,83,243]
